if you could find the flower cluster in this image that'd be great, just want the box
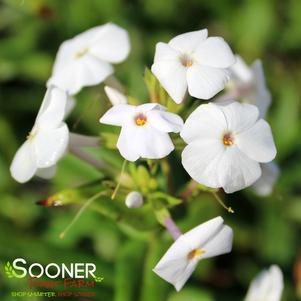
[10,24,280,294]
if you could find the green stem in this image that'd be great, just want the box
[59,190,106,239]
[111,160,128,200]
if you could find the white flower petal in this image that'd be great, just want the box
[65,95,76,118]
[104,86,127,105]
[10,141,37,183]
[181,139,225,189]
[219,102,260,133]
[116,127,140,161]
[237,119,276,163]
[48,54,113,95]
[251,60,271,118]
[252,162,279,196]
[182,216,224,249]
[153,231,198,291]
[194,37,235,68]
[180,103,227,143]
[153,216,233,291]
[89,23,130,63]
[148,110,183,133]
[151,59,187,104]
[217,146,261,193]
[202,225,233,259]
[173,261,198,291]
[36,87,68,129]
[36,165,57,180]
[245,265,283,301]
[34,124,69,168]
[100,104,135,126]
[135,126,175,159]
[168,29,208,53]
[230,55,253,83]
[137,103,164,112]
[153,42,181,62]
[154,252,197,292]
[187,64,230,100]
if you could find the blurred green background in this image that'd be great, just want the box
[0,0,301,300]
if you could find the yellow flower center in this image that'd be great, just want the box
[180,54,194,67]
[223,133,234,146]
[187,248,205,260]
[135,113,147,126]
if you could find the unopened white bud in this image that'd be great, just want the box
[104,86,127,106]
[125,191,143,208]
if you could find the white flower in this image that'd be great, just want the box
[151,29,235,104]
[47,23,130,95]
[244,265,283,301]
[104,85,128,105]
[223,55,271,118]
[10,87,69,183]
[252,161,279,196]
[99,103,183,161]
[125,191,144,208]
[181,102,276,193]
[153,216,233,291]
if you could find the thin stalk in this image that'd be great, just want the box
[59,190,106,239]
[212,192,234,213]
[111,160,127,200]
[164,216,182,240]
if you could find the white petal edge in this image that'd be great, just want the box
[194,37,235,68]
[201,225,233,259]
[116,126,140,161]
[217,146,262,193]
[237,119,276,163]
[151,59,188,104]
[147,110,183,133]
[36,165,57,180]
[180,102,227,143]
[104,86,128,105]
[252,161,279,196]
[218,102,260,133]
[168,29,208,53]
[187,64,230,100]
[181,139,225,189]
[36,87,68,129]
[10,141,37,183]
[100,104,135,126]
[89,23,130,63]
[34,124,69,168]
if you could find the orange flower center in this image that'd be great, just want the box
[187,248,205,260]
[223,133,234,146]
[135,113,147,126]
[180,54,194,67]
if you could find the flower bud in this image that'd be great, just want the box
[104,86,127,106]
[125,191,143,208]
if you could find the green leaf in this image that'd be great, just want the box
[140,237,170,301]
[114,240,145,301]
[149,192,182,206]
[144,68,183,113]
